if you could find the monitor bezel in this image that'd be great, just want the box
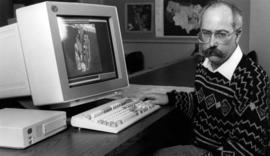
[16,2,129,105]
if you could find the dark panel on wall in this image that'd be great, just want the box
[0,1,13,26]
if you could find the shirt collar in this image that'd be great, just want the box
[202,45,243,80]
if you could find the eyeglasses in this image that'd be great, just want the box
[198,29,237,44]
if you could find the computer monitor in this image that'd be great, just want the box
[0,2,129,108]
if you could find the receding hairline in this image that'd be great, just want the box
[200,1,243,30]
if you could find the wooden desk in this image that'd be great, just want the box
[0,62,194,156]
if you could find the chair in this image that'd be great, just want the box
[125,51,144,74]
[247,50,258,63]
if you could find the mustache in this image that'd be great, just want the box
[202,47,223,57]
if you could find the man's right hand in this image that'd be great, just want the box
[140,93,169,105]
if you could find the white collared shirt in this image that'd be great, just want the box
[202,45,243,81]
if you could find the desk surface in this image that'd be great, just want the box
[0,61,195,156]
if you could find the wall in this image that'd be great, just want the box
[249,0,270,76]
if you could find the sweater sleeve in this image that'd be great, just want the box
[167,90,196,119]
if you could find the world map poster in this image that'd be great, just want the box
[156,0,211,37]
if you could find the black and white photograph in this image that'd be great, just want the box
[125,2,153,32]
[0,0,270,156]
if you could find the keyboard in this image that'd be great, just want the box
[70,97,161,133]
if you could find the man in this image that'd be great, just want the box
[142,1,270,156]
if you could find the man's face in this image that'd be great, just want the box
[200,5,240,68]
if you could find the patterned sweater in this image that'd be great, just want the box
[167,55,270,156]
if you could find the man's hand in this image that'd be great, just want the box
[140,93,169,105]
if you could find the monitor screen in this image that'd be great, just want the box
[57,16,118,87]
